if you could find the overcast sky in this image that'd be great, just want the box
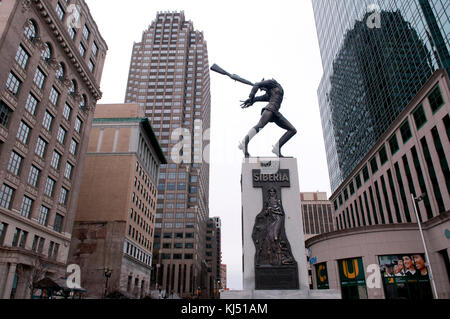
[85,0,329,290]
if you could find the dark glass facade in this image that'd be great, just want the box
[312,0,450,192]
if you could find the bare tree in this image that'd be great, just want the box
[16,257,48,298]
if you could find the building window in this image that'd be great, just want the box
[41,43,52,62]
[370,156,378,174]
[79,95,87,110]
[25,94,38,115]
[400,120,412,143]
[38,206,49,225]
[92,42,98,57]
[389,134,399,155]
[78,43,86,57]
[33,68,46,89]
[64,162,73,180]
[55,2,65,20]
[0,223,9,246]
[15,45,30,69]
[7,151,23,175]
[420,137,445,213]
[28,165,40,187]
[6,72,21,95]
[48,241,59,260]
[50,151,61,170]
[31,235,45,253]
[68,27,76,40]
[362,165,370,182]
[62,103,72,120]
[24,20,37,42]
[88,59,95,73]
[49,87,60,106]
[74,117,82,133]
[379,146,388,165]
[42,112,54,131]
[56,126,66,144]
[69,80,77,96]
[44,177,55,197]
[0,100,13,127]
[16,121,31,144]
[59,187,68,205]
[19,230,28,248]
[0,184,15,209]
[428,85,444,113]
[83,25,90,41]
[35,137,47,158]
[20,196,33,218]
[56,63,65,80]
[412,104,427,130]
[69,139,78,155]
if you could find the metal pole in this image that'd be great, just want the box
[410,194,439,299]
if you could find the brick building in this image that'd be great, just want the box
[68,103,166,298]
[0,0,107,299]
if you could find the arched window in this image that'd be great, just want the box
[80,94,87,109]
[41,42,52,61]
[69,80,77,96]
[24,19,37,42]
[56,63,65,80]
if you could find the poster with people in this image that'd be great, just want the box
[378,254,432,299]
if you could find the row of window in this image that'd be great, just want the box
[124,239,151,266]
[128,223,151,251]
[155,232,194,239]
[335,120,449,230]
[19,26,90,107]
[54,2,98,71]
[0,183,65,231]
[156,212,195,219]
[334,84,446,210]
[155,222,195,229]
[0,222,61,260]
[155,242,194,249]
[160,253,193,260]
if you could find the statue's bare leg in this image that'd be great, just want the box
[239,110,273,157]
[272,114,297,157]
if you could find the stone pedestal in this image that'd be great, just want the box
[221,157,341,299]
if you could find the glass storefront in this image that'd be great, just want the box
[338,257,368,299]
[315,262,329,289]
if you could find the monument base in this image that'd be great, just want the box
[220,289,341,299]
[255,265,299,290]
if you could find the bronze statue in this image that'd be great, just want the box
[210,64,297,158]
[252,188,296,267]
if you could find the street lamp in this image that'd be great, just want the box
[410,193,438,299]
[103,268,112,298]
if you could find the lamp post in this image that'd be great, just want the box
[103,268,112,298]
[410,193,439,299]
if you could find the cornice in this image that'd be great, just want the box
[26,0,103,102]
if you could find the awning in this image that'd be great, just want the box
[35,277,87,293]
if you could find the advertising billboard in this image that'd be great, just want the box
[315,262,329,289]
[378,254,432,299]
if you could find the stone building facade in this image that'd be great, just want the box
[68,103,166,298]
[0,0,107,299]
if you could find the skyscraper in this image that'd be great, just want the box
[0,0,107,298]
[124,11,211,298]
[312,0,449,192]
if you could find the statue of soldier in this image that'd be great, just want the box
[239,79,297,158]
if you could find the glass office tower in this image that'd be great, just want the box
[312,0,449,192]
